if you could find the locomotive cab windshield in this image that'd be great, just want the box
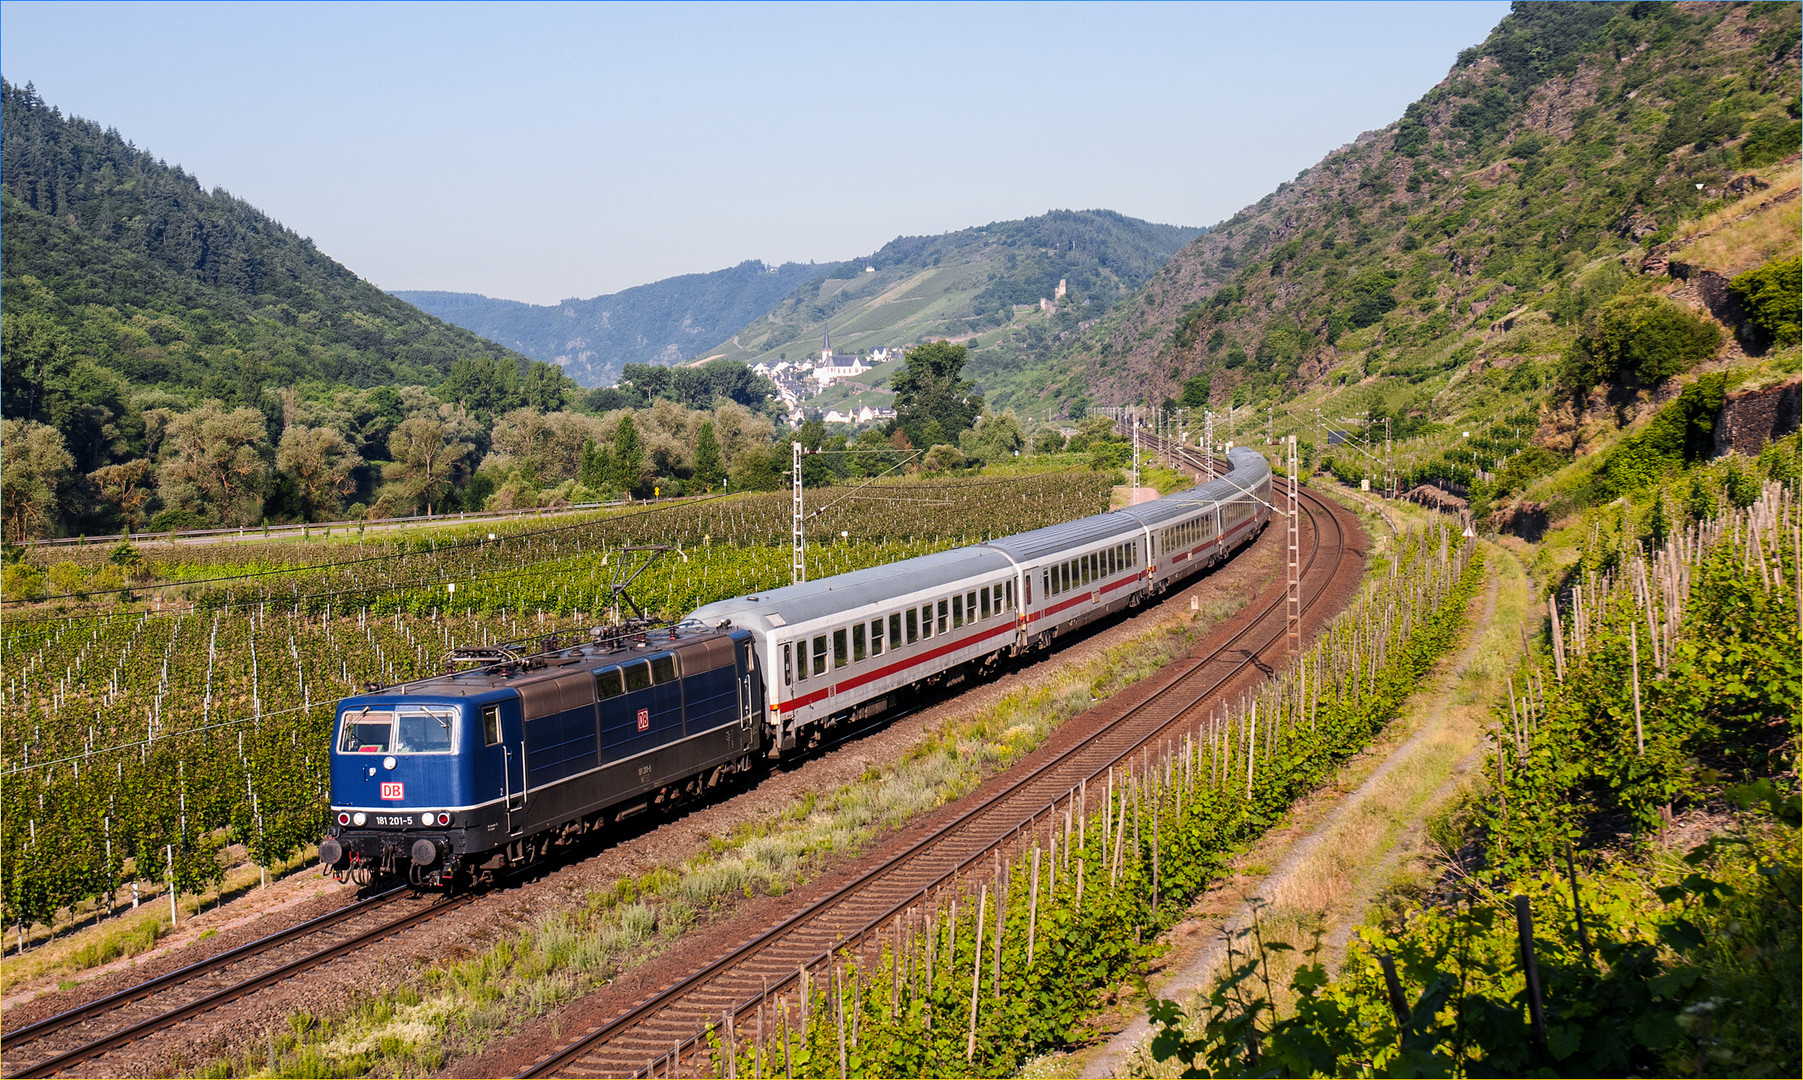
[337,705,457,754]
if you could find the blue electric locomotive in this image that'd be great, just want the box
[317,624,760,886]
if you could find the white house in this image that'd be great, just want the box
[813,326,872,387]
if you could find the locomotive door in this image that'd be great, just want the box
[484,701,526,833]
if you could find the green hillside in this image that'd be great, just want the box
[1012,1,1799,426]
[0,78,532,473]
[394,259,824,388]
[699,209,1202,399]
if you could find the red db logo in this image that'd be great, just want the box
[636,708,650,732]
[380,781,404,800]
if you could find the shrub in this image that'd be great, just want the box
[1,562,45,601]
[1591,373,1726,497]
[46,561,85,597]
[1562,292,1723,388]
[1729,256,1801,349]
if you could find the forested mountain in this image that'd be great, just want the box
[701,209,1203,407]
[1011,1,1800,417]
[396,260,822,388]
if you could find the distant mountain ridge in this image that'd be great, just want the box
[697,209,1203,409]
[395,258,821,388]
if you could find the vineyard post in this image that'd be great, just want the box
[166,844,176,927]
[967,883,986,1060]
[1630,625,1644,756]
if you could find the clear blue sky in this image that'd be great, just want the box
[2,1,1508,306]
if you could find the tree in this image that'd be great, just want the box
[0,418,73,540]
[578,438,608,491]
[439,356,521,417]
[891,341,983,449]
[153,401,271,527]
[959,409,1025,464]
[1032,427,1068,454]
[1729,256,1801,349]
[89,459,155,532]
[382,416,471,516]
[1179,373,1213,408]
[693,421,724,489]
[0,307,69,425]
[275,425,364,520]
[922,444,967,472]
[520,360,574,412]
[1562,293,1723,389]
[610,413,646,495]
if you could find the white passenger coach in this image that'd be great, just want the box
[687,445,1273,753]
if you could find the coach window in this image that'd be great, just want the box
[966,590,977,619]
[980,587,991,620]
[870,618,884,656]
[906,608,919,643]
[937,599,949,634]
[1083,555,1093,585]
[482,704,502,746]
[921,604,934,638]
[889,612,902,648]
[1060,562,1070,592]
[623,660,651,693]
[595,669,623,701]
[812,635,828,677]
[1006,580,1015,609]
[852,623,866,662]
[651,655,677,683]
[782,644,794,685]
[952,594,963,628]
[833,628,849,668]
[1042,569,1052,596]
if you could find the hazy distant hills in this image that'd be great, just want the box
[699,210,1204,408]
[394,259,821,388]
[405,210,1203,395]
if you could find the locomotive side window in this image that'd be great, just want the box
[889,612,902,647]
[812,635,828,676]
[651,655,677,683]
[937,599,948,634]
[906,608,919,643]
[833,629,848,669]
[870,619,884,656]
[783,644,793,686]
[853,623,867,662]
[595,668,624,700]
[623,660,652,692]
[482,704,501,746]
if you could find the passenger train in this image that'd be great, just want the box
[318,446,1272,887]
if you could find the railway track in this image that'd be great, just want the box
[522,483,1359,1079]
[0,887,474,1079]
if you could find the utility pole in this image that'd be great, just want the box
[1286,434,1300,656]
[791,439,805,585]
[1202,410,1215,476]
[1131,420,1141,492]
[1382,417,1394,498]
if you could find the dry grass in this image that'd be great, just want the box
[1671,168,1801,273]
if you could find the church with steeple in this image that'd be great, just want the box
[813,323,871,387]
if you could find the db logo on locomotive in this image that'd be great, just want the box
[379,781,404,800]
[636,708,650,732]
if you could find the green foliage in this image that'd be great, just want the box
[1729,256,1801,349]
[891,341,983,449]
[692,421,724,490]
[1590,373,1725,498]
[1562,293,1723,390]
[1345,269,1400,329]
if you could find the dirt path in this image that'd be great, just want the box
[1074,539,1527,1079]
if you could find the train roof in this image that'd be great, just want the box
[1117,446,1270,526]
[977,508,1143,562]
[688,544,1015,632]
[335,624,749,705]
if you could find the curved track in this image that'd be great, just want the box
[522,481,1359,1079]
[0,888,474,1079]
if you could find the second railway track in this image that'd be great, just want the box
[521,481,1361,1079]
[0,887,473,1079]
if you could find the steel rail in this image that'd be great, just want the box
[3,891,476,1079]
[523,486,1352,1078]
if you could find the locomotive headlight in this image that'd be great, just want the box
[420,812,433,826]
[352,811,367,826]
[383,756,397,770]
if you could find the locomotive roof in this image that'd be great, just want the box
[687,544,1015,632]
[336,625,748,704]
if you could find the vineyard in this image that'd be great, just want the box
[0,471,1114,945]
[641,525,1480,1079]
[1147,484,1800,1076]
